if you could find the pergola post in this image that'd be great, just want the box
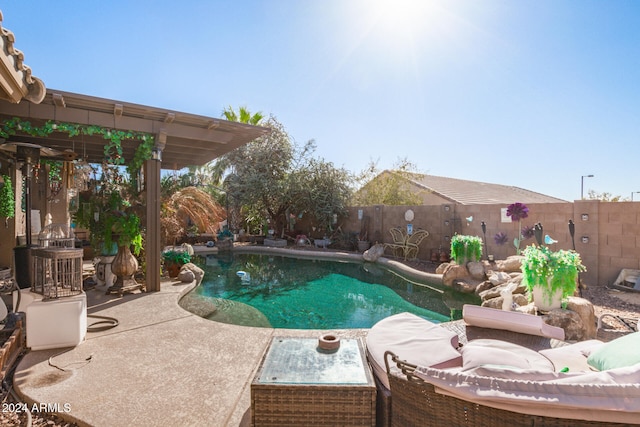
[144,132,166,292]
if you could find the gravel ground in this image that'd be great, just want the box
[2,257,638,427]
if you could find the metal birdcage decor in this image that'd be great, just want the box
[38,223,75,248]
[31,247,83,299]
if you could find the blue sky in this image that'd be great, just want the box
[3,0,639,201]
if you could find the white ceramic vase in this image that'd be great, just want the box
[532,285,563,312]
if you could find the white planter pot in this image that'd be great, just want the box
[532,286,563,311]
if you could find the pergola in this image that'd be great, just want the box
[0,90,268,292]
[0,11,268,292]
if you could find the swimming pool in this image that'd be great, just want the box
[180,252,479,329]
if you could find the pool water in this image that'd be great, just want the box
[182,252,478,329]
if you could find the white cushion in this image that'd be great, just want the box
[539,339,603,372]
[366,312,461,389]
[460,339,554,372]
[414,362,640,424]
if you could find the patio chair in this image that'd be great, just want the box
[384,227,407,258]
[403,229,429,260]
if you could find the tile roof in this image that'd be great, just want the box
[0,10,46,103]
[403,173,569,205]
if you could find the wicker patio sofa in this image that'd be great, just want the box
[366,307,640,427]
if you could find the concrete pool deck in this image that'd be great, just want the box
[12,247,442,426]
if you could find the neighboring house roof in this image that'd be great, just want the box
[0,10,45,104]
[401,172,569,205]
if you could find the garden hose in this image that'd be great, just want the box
[86,314,119,332]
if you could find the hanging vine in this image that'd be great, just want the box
[0,174,15,227]
[0,117,155,169]
[0,117,155,256]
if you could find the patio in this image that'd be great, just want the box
[12,275,368,427]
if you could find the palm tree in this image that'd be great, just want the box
[222,105,264,125]
[160,186,225,246]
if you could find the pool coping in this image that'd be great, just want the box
[194,244,444,287]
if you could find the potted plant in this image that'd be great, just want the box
[521,245,586,311]
[107,209,144,294]
[357,229,370,252]
[450,234,482,265]
[162,249,191,278]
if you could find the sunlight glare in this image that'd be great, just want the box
[368,0,441,47]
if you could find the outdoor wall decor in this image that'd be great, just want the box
[506,202,529,254]
[404,209,414,222]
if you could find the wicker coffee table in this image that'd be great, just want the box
[251,336,376,426]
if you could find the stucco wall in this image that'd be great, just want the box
[343,200,640,288]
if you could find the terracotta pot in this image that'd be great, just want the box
[165,261,182,278]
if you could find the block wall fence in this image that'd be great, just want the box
[338,201,640,288]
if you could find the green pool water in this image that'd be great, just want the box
[181,252,478,329]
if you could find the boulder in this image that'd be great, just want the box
[515,303,537,315]
[435,262,451,275]
[177,269,195,283]
[543,309,585,341]
[496,255,523,273]
[363,243,385,262]
[467,262,486,280]
[479,282,515,301]
[512,281,527,295]
[508,272,524,283]
[565,297,597,339]
[513,293,529,307]
[481,297,503,310]
[488,271,511,286]
[474,280,495,296]
[442,264,469,287]
[452,278,482,294]
[180,263,205,285]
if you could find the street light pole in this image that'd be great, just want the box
[581,174,594,199]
